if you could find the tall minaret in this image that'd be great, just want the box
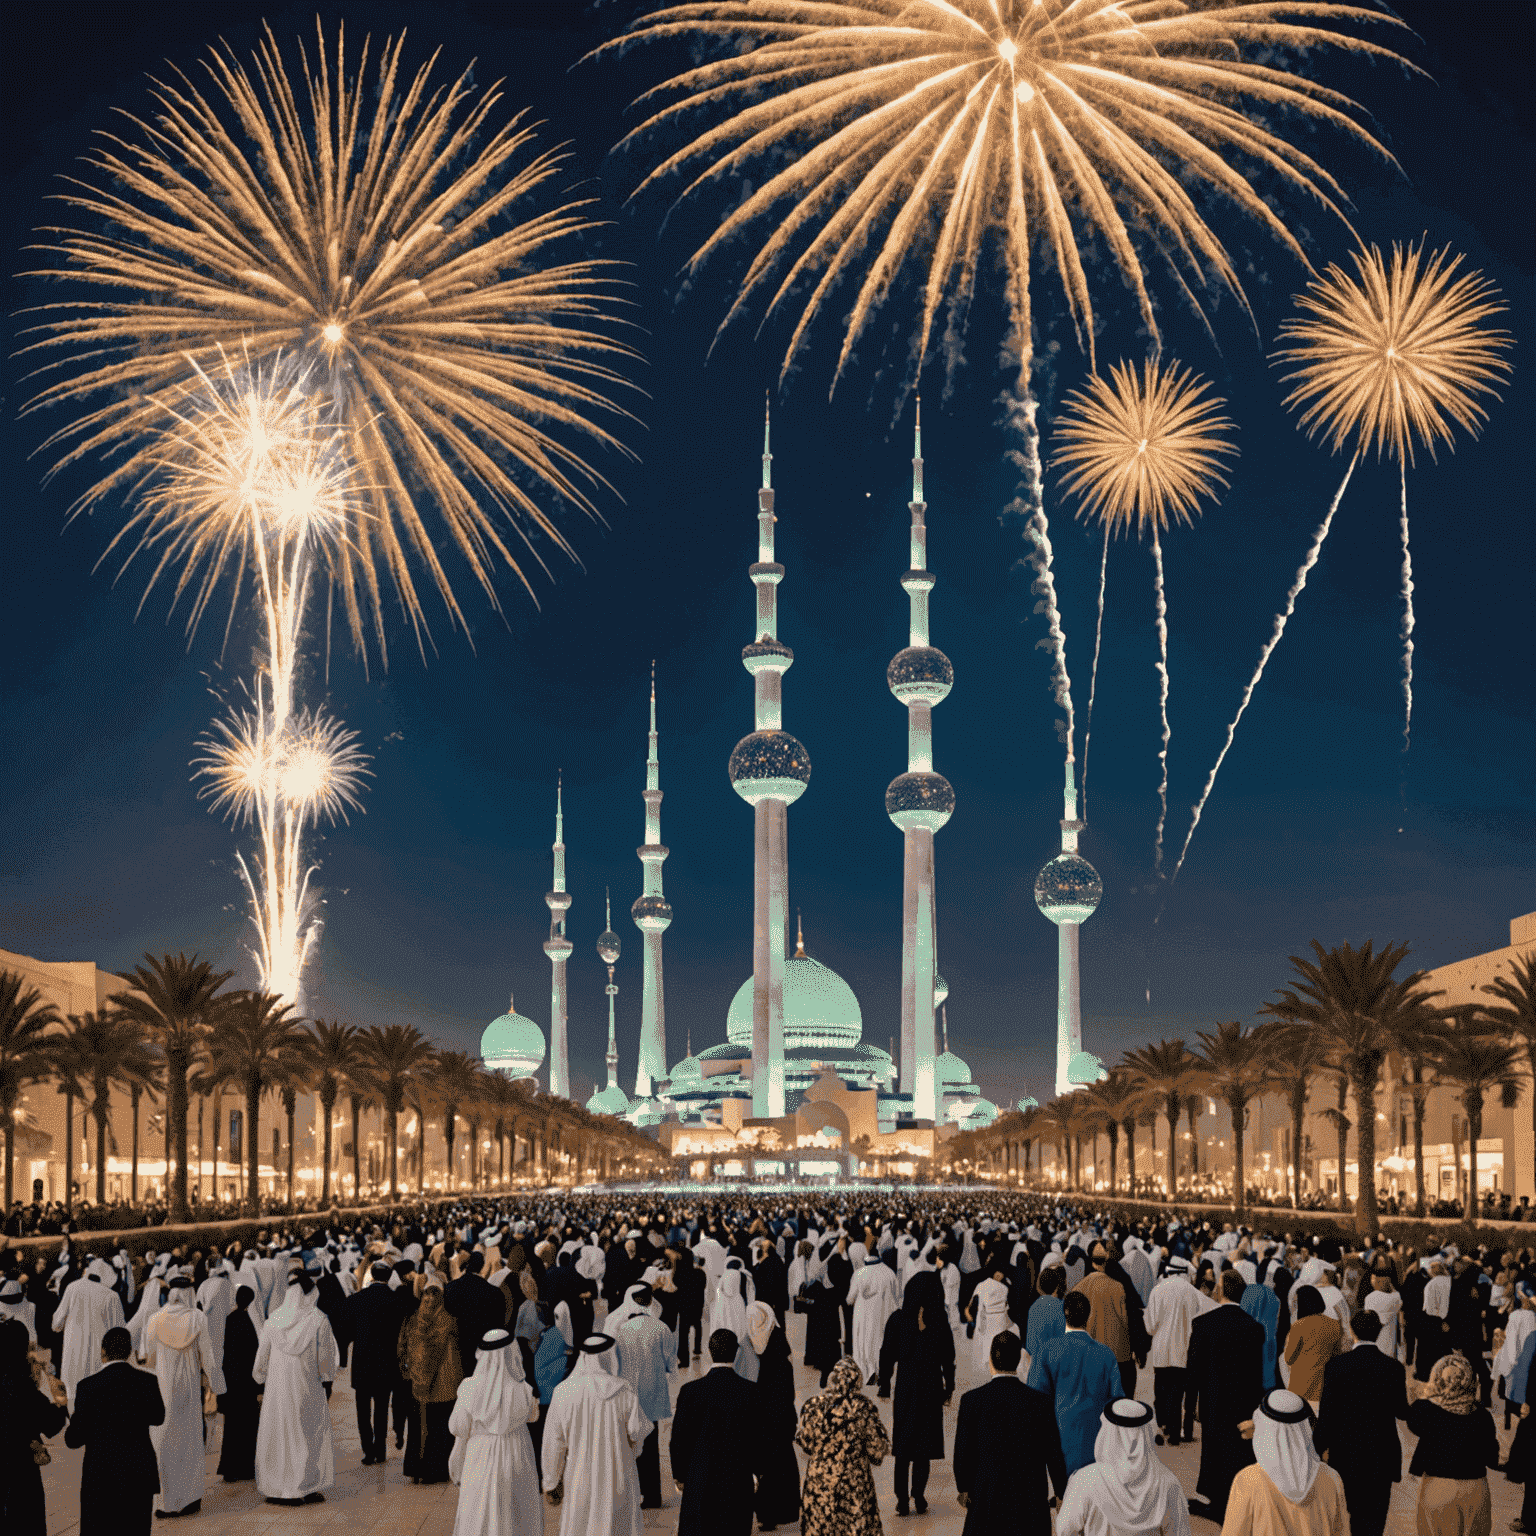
[729,399,811,1121]
[597,888,621,1092]
[631,665,671,1099]
[543,777,573,1098]
[886,400,954,1124]
[1035,763,1102,1096]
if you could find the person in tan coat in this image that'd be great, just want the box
[1282,1287,1341,1411]
[1073,1247,1134,1396]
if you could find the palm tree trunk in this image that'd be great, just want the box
[1123,1120,1137,1193]
[1166,1108,1180,1194]
[1108,1125,1119,1193]
[350,1095,362,1203]
[285,1100,296,1209]
[210,1092,221,1203]
[168,1045,190,1224]
[1231,1095,1246,1214]
[1466,1100,1483,1224]
[1187,1099,1201,1180]
[1351,1069,1380,1237]
[445,1114,456,1192]
[130,1083,141,1203]
[245,1080,262,1216]
[196,1095,204,1203]
[94,1099,109,1204]
[1332,1077,1350,1213]
[320,1092,335,1206]
[64,1086,74,1210]
[2,1088,16,1211]
[387,1105,399,1198]
[1290,1086,1305,1209]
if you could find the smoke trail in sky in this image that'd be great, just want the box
[1169,452,1360,890]
[1399,459,1415,773]
[1081,527,1111,816]
[1151,529,1171,876]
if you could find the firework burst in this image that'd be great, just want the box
[1052,359,1235,867]
[22,22,640,657]
[1173,243,1510,880]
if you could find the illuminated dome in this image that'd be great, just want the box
[670,1051,703,1087]
[961,1098,999,1128]
[729,730,812,805]
[1018,1094,1040,1111]
[886,771,954,832]
[481,999,545,1081]
[887,646,953,707]
[1034,853,1102,924]
[937,1047,972,1090]
[1068,1050,1108,1085]
[726,954,862,1050]
[586,1083,631,1116]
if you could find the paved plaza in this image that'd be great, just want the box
[38,1305,1523,1536]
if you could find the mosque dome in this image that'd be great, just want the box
[962,1098,999,1128]
[586,1083,631,1116]
[481,1000,545,1080]
[729,730,812,805]
[1034,853,1102,925]
[936,1047,972,1090]
[725,953,862,1050]
[1018,1094,1040,1111]
[885,770,954,832]
[670,1050,703,1087]
[887,645,953,707]
[1068,1050,1108,1085]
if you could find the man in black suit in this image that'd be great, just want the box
[1185,1269,1265,1523]
[340,1263,411,1465]
[752,1238,790,1328]
[65,1325,166,1536]
[669,1328,761,1536]
[1314,1309,1410,1536]
[954,1330,1067,1536]
[442,1251,508,1377]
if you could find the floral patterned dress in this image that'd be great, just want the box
[797,1357,892,1536]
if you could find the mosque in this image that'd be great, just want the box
[478,409,1089,1178]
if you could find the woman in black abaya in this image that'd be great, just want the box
[742,1302,801,1531]
[803,1242,845,1386]
[217,1285,262,1482]
[891,1254,954,1518]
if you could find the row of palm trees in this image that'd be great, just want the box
[1,953,666,1219]
[953,939,1536,1231]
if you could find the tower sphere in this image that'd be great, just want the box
[543,933,574,961]
[597,927,621,966]
[546,890,573,914]
[742,638,794,676]
[729,730,812,804]
[887,645,953,707]
[885,770,954,832]
[1034,853,1103,925]
[631,893,673,931]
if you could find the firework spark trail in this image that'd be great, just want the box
[1080,526,1111,816]
[1399,458,1415,762]
[1167,452,1360,892]
[1006,391,1074,759]
[1151,528,1171,877]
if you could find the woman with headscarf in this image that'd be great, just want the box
[797,1356,890,1536]
[1281,1287,1340,1411]
[0,1317,67,1536]
[1222,1389,1348,1536]
[448,1329,541,1536]
[710,1259,751,1344]
[891,1255,955,1518]
[1056,1399,1190,1536]
[217,1285,263,1482]
[1405,1353,1499,1536]
[252,1274,340,1504]
[803,1244,846,1388]
[735,1302,801,1532]
[399,1282,464,1484]
[1241,1279,1282,1392]
[144,1274,225,1516]
[967,1261,1016,1374]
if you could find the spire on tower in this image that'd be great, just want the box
[913,394,924,504]
[942,1002,949,1053]
[794,909,806,959]
[763,391,773,490]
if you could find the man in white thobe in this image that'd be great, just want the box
[252,1276,340,1503]
[145,1275,226,1515]
[542,1333,650,1536]
[0,1276,38,1341]
[1144,1257,1211,1448]
[692,1231,726,1310]
[848,1254,900,1384]
[448,1329,542,1536]
[197,1261,235,1369]
[1056,1398,1191,1536]
[54,1259,125,1408]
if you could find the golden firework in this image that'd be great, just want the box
[1052,359,1237,536]
[605,0,1411,389]
[1275,241,1511,465]
[22,23,640,656]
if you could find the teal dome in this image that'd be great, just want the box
[586,1083,631,1116]
[481,1000,545,1080]
[1067,1050,1108,1085]
[962,1098,999,1128]
[670,1052,703,1086]
[725,954,862,1050]
[937,1048,973,1090]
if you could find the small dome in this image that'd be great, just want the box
[886,771,954,832]
[936,1048,973,1089]
[1034,853,1102,924]
[726,953,862,1049]
[1018,1094,1040,1111]
[631,893,673,932]
[597,928,621,965]
[1068,1050,1108,1085]
[481,1004,545,1080]
[962,1098,999,1128]
[887,645,953,707]
[586,1083,631,1116]
[933,973,949,1007]
[729,730,811,805]
[670,1052,702,1085]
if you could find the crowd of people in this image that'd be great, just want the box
[3,1189,1533,1536]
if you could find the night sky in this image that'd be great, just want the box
[3,1,1531,1112]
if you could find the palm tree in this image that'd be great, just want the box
[1122,1040,1199,1195]
[57,1011,161,1205]
[1080,1072,1140,1193]
[205,992,311,1215]
[1483,955,1536,1196]
[309,1020,363,1206]
[0,970,62,1210]
[113,954,234,1222]
[274,1033,316,1210]
[1262,939,1441,1235]
[1256,1020,1331,1209]
[1184,1092,1205,1184]
[359,1024,437,1199]
[1433,1009,1525,1222]
[482,1072,519,1189]
[1192,1020,1270,1213]
[434,1050,483,1191]
[1390,1007,1445,1218]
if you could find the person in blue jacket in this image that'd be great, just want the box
[1027,1288,1121,1476]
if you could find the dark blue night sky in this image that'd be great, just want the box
[3,1,1531,1110]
